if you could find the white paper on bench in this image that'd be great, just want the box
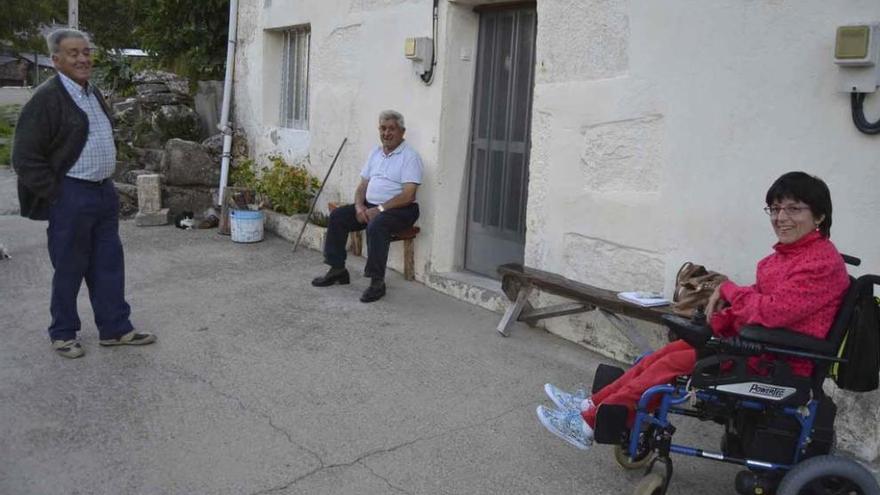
[617,291,671,307]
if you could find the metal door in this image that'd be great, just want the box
[465,6,537,278]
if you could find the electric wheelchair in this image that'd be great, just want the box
[590,256,880,495]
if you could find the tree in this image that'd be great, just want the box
[137,0,230,80]
[80,0,148,49]
[0,0,66,54]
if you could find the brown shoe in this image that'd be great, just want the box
[99,330,157,346]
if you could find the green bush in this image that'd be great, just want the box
[258,155,321,216]
[0,119,13,167]
[229,158,258,190]
[92,50,137,97]
[231,156,321,216]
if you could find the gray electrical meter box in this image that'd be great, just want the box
[405,37,433,77]
[834,23,880,92]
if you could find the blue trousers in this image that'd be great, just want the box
[324,202,419,280]
[46,177,133,341]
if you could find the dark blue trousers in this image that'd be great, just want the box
[46,177,133,341]
[324,202,419,280]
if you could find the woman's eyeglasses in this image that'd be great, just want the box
[764,206,810,217]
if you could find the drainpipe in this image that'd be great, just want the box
[217,0,239,207]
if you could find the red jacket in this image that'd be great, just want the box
[710,231,850,376]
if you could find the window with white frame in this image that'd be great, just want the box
[280,25,310,129]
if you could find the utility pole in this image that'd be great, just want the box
[68,0,79,29]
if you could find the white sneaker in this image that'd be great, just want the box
[536,405,593,450]
[51,339,85,359]
[544,383,590,412]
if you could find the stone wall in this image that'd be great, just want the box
[113,70,247,218]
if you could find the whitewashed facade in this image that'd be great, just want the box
[233,0,880,460]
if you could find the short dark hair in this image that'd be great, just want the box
[765,171,833,237]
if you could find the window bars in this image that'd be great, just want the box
[281,26,310,129]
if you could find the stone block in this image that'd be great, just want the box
[152,105,202,142]
[161,139,218,187]
[562,233,665,292]
[536,0,629,83]
[133,70,190,95]
[580,115,664,193]
[137,174,163,213]
[133,147,164,171]
[163,185,214,216]
[135,209,170,227]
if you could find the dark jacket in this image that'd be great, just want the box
[12,75,113,220]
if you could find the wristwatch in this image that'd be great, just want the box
[378,204,385,213]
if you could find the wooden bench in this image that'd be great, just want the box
[328,202,420,281]
[497,263,675,353]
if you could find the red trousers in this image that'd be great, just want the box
[582,339,696,428]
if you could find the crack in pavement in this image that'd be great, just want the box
[157,365,326,468]
[158,363,537,495]
[358,460,413,495]
[250,399,537,495]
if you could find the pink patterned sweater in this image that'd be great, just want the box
[709,231,850,376]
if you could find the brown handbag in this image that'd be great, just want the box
[672,262,728,317]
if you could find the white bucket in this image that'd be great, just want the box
[230,209,264,243]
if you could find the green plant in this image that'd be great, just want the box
[92,49,137,96]
[227,156,322,215]
[229,158,258,189]
[251,156,321,216]
[0,120,13,167]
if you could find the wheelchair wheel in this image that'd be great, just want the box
[614,442,655,470]
[633,472,666,495]
[776,455,879,495]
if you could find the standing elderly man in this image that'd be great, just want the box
[13,28,155,359]
[312,110,423,303]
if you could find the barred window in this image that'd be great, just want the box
[281,26,310,129]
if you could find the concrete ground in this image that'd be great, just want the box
[0,168,743,494]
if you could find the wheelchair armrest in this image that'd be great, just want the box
[662,314,713,348]
[738,326,836,356]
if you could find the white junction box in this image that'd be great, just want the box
[405,37,433,76]
[834,23,880,93]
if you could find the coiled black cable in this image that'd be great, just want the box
[851,92,880,135]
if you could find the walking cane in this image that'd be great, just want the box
[293,137,347,253]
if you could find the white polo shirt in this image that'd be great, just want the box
[360,141,423,205]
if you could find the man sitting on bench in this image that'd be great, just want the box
[311,110,423,303]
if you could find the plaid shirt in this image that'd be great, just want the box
[59,73,116,181]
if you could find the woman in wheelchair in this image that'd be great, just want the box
[536,171,850,452]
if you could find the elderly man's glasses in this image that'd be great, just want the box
[764,205,810,217]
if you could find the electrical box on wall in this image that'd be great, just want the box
[834,23,880,93]
[405,37,433,76]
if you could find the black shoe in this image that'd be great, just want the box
[312,267,350,287]
[360,280,386,303]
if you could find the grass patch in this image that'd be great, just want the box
[0,120,12,167]
[0,105,20,167]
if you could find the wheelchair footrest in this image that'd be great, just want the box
[594,404,629,444]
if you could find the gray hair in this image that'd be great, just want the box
[379,110,405,129]
[46,28,91,54]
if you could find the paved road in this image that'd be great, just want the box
[0,169,740,494]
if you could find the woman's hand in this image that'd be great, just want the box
[705,285,728,321]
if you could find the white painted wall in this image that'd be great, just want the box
[234,0,445,276]
[234,0,880,460]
